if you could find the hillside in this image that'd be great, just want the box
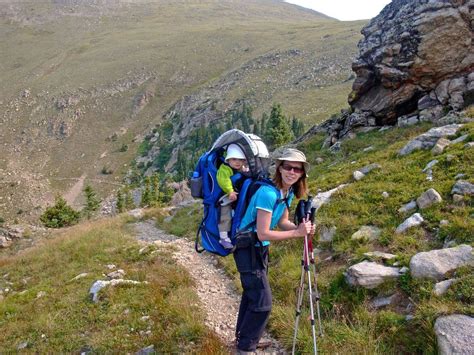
[155,115,473,353]
[0,0,362,222]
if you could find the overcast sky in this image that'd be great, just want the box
[285,0,392,21]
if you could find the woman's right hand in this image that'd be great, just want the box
[295,220,312,237]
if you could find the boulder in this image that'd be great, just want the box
[364,251,397,260]
[410,245,473,280]
[351,226,381,241]
[345,261,401,289]
[451,180,474,196]
[395,213,424,234]
[434,315,474,355]
[353,171,365,181]
[416,188,442,209]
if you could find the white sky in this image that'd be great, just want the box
[285,0,392,21]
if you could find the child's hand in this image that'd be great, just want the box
[229,191,238,201]
[242,165,249,173]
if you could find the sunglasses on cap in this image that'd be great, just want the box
[280,164,304,174]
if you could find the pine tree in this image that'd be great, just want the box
[83,184,101,219]
[151,173,160,205]
[141,176,152,207]
[265,103,294,148]
[125,188,135,210]
[291,116,305,138]
[40,196,80,228]
[116,189,125,213]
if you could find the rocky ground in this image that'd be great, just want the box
[133,220,286,354]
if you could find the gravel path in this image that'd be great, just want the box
[134,220,286,354]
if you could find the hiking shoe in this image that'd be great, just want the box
[219,239,234,249]
[256,339,272,349]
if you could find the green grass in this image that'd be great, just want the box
[154,119,474,353]
[0,217,225,352]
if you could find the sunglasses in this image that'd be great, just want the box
[280,164,304,174]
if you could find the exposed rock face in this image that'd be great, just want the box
[296,0,473,145]
[410,244,473,280]
[349,0,473,125]
[434,315,474,355]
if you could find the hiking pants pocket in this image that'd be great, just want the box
[240,270,272,312]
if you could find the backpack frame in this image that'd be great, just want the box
[190,129,272,256]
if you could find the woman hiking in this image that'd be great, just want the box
[233,148,315,354]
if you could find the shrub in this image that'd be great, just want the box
[0,216,4,225]
[40,196,80,228]
[101,166,113,175]
[119,143,129,152]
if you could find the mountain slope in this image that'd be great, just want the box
[0,0,362,222]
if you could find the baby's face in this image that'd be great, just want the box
[227,158,246,170]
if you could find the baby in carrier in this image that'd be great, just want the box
[217,144,249,249]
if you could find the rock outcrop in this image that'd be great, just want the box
[297,0,473,145]
[349,0,473,125]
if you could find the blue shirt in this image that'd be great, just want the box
[239,185,294,246]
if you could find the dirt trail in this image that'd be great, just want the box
[63,174,87,206]
[133,220,286,354]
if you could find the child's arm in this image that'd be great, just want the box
[216,165,234,194]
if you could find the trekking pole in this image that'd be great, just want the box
[309,206,323,337]
[291,197,319,355]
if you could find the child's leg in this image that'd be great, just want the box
[218,205,233,248]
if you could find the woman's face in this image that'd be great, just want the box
[279,161,304,188]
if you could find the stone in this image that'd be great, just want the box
[398,200,417,214]
[371,294,396,309]
[382,191,389,198]
[351,226,381,241]
[319,225,336,243]
[358,163,381,175]
[431,138,450,155]
[107,269,125,279]
[364,251,397,260]
[451,134,468,144]
[465,142,474,149]
[136,345,155,355]
[312,184,348,212]
[410,244,473,280]
[416,188,442,209]
[315,157,324,164]
[128,208,144,219]
[439,220,449,226]
[452,194,464,203]
[345,261,400,289]
[395,213,424,234]
[398,115,419,127]
[399,124,463,156]
[454,173,466,180]
[422,159,439,172]
[451,180,474,196]
[433,279,455,296]
[89,279,148,303]
[0,236,12,248]
[353,171,365,181]
[434,315,474,355]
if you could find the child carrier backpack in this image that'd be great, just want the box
[190,129,273,256]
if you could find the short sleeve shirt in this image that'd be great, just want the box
[239,185,294,246]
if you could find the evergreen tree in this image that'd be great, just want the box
[265,103,294,148]
[40,196,80,228]
[116,189,125,213]
[141,176,152,207]
[159,175,174,203]
[151,173,160,205]
[83,184,101,219]
[291,116,305,138]
[125,188,135,210]
[260,112,268,137]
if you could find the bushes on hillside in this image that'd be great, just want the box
[40,196,80,228]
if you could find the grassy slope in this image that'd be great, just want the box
[0,0,362,221]
[156,120,474,353]
[0,216,224,352]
